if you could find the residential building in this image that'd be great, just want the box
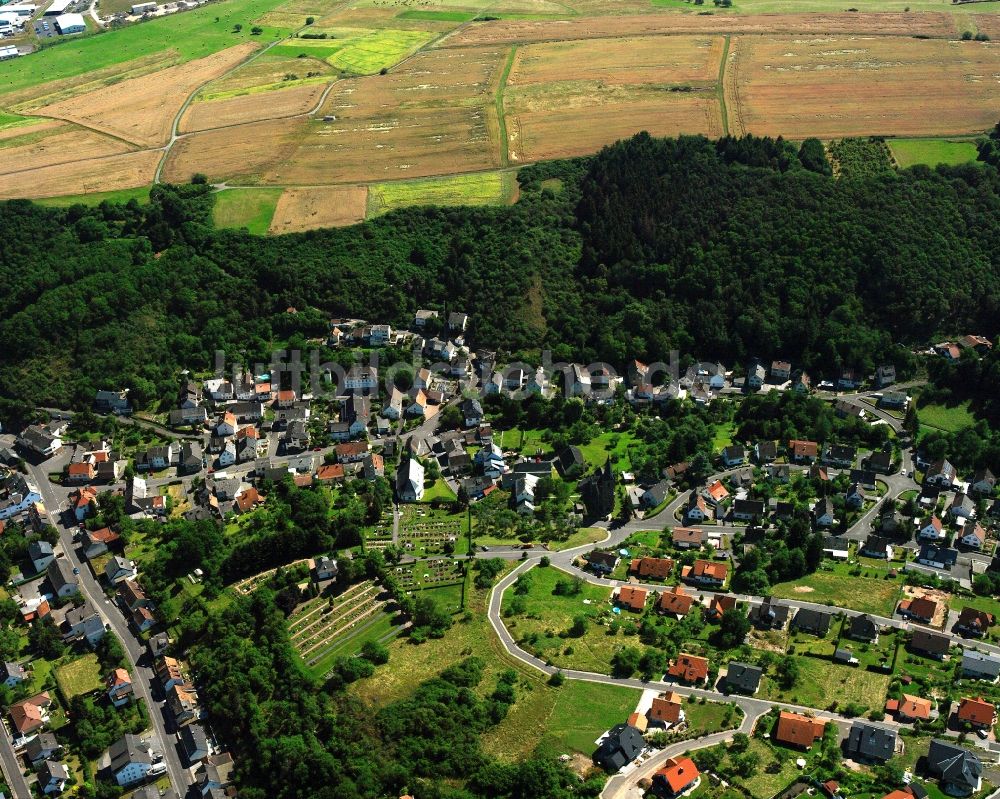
[108,734,158,786]
[648,692,685,727]
[47,557,78,598]
[672,527,705,550]
[25,733,61,765]
[594,723,644,773]
[167,682,199,726]
[849,614,879,643]
[774,712,827,749]
[84,527,120,559]
[107,668,133,707]
[667,654,709,684]
[750,597,790,630]
[724,662,762,695]
[616,586,648,613]
[720,444,745,468]
[2,661,25,688]
[658,585,694,617]
[892,694,932,722]
[684,559,728,588]
[925,459,957,488]
[105,556,137,586]
[652,757,701,799]
[956,697,995,729]
[845,721,897,763]
[956,607,993,638]
[36,760,69,795]
[63,601,105,646]
[961,651,1000,682]
[181,723,210,764]
[789,439,819,464]
[629,557,674,580]
[29,540,54,573]
[909,629,950,659]
[790,608,832,637]
[926,739,981,796]
[9,693,51,735]
[898,596,938,624]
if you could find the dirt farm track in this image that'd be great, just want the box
[0,0,998,227]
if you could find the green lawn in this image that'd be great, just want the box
[0,0,293,102]
[577,430,636,471]
[367,171,515,217]
[770,564,903,616]
[737,738,805,798]
[918,400,977,434]
[54,654,103,699]
[34,187,151,207]
[212,187,282,234]
[890,138,981,169]
[536,680,641,755]
[758,655,890,715]
[547,527,607,551]
[501,565,623,673]
[712,421,736,453]
[422,479,457,502]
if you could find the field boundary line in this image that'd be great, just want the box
[495,45,517,168]
[154,40,281,184]
[717,34,731,137]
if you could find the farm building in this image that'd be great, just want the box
[54,12,85,32]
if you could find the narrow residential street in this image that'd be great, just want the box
[24,462,192,798]
[0,720,32,799]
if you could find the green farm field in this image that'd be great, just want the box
[367,171,516,216]
[212,187,283,234]
[35,187,152,207]
[272,27,434,72]
[0,0,294,102]
[890,137,981,168]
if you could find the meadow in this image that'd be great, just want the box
[212,187,283,234]
[367,171,515,216]
[54,653,103,699]
[890,137,981,168]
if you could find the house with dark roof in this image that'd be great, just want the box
[720,445,745,468]
[586,550,619,575]
[844,721,897,763]
[909,629,950,659]
[25,732,61,765]
[861,535,893,560]
[750,598,790,630]
[641,480,672,509]
[917,544,958,569]
[791,608,832,637]
[593,723,644,773]
[926,739,982,796]
[723,662,761,695]
[37,759,69,795]
[955,607,993,638]
[755,440,778,463]
[848,615,879,643]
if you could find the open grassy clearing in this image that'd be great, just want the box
[0,0,294,104]
[536,680,641,754]
[367,170,515,216]
[54,654,103,699]
[758,655,891,715]
[917,399,977,433]
[736,738,805,798]
[890,137,981,168]
[725,36,1000,140]
[770,562,904,616]
[212,188,283,234]
[33,186,151,207]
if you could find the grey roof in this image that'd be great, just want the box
[594,723,644,772]
[927,739,982,791]
[845,721,896,762]
[28,540,53,559]
[833,648,855,662]
[910,629,950,656]
[109,734,151,773]
[750,598,790,628]
[849,614,879,641]
[65,600,98,628]
[46,557,77,592]
[25,733,59,761]
[180,723,208,755]
[37,759,69,783]
[962,650,1000,678]
[725,662,762,693]
[791,608,832,636]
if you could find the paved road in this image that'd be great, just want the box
[600,707,764,799]
[25,463,191,797]
[0,719,31,799]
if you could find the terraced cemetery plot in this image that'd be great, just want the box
[233,558,310,594]
[261,45,505,183]
[436,11,959,48]
[0,150,161,200]
[268,185,369,231]
[399,518,463,557]
[31,44,258,147]
[288,580,392,667]
[183,81,326,132]
[724,36,1000,140]
[505,34,725,161]
[393,558,465,590]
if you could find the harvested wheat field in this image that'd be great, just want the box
[437,12,959,48]
[33,44,258,148]
[197,54,338,98]
[0,150,159,199]
[725,36,1000,139]
[0,125,134,175]
[0,118,67,144]
[972,14,1000,40]
[509,35,724,86]
[162,117,309,183]
[507,86,722,161]
[180,82,327,132]
[268,186,369,232]
[259,46,505,184]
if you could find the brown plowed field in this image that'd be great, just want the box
[161,117,310,183]
[180,82,328,133]
[254,46,504,184]
[0,150,160,199]
[436,11,959,48]
[509,35,723,86]
[725,36,1000,139]
[268,186,369,232]
[33,44,258,147]
[0,125,134,175]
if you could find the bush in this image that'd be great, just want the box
[548,670,565,686]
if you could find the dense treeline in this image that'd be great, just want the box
[1,130,1000,415]
[193,590,602,799]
